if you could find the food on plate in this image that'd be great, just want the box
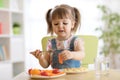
[52,68,60,74]
[28,68,41,75]
[63,67,88,73]
[28,68,65,76]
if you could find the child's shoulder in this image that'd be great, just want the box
[71,35,81,40]
[73,35,84,43]
[48,37,56,41]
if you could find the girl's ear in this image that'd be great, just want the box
[71,21,75,29]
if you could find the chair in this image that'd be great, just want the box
[41,35,98,68]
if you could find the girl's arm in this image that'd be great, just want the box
[71,38,85,60]
[38,51,50,68]
[60,38,85,61]
[37,39,53,68]
[30,50,50,68]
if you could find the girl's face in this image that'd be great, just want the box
[52,18,74,40]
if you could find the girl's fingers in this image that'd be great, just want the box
[60,51,71,60]
[30,52,33,54]
[30,50,42,58]
[59,53,66,61]
[30,52,36,55]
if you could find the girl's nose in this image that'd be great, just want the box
[58,23,63,28]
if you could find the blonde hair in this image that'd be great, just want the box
[46,4,81,35]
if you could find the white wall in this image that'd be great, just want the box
[24,0,120,70]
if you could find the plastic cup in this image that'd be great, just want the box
[94,57,110,76]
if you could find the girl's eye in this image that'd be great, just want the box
[54,23,58,25]
[63,23,68,25]
[53,22,68,26]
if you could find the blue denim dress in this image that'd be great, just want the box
[51,36,81,69]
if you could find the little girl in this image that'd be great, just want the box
[31,4,85,69]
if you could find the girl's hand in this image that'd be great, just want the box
[30,49,42,59]
[59,50,73,61]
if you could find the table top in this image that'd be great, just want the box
[13,69,120,80]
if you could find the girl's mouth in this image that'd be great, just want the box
[59,30,64,32]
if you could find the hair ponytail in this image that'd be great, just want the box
[46,9,53,34]
[73,8,81,31]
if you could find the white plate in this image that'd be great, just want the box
[64,70,89,74]
[30,73,66,78]
[63,67,89,74]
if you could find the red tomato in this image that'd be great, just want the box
[40,71,48,76]
[52,69,60,74]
